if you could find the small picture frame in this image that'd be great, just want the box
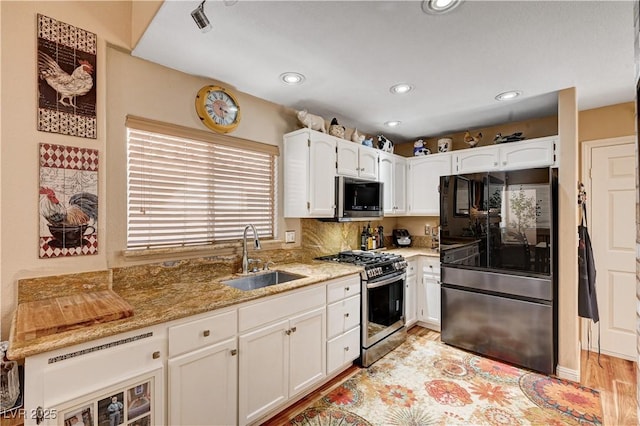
[63,405,93,426]
[97,393,124,426]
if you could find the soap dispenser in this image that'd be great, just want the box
[0,341,19,411]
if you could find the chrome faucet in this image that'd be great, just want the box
[242,224,262,274]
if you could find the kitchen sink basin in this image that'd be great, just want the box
[221,271,307,291]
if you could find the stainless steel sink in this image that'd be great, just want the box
[221,271,307,291]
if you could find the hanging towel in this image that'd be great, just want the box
[577,203,598,322]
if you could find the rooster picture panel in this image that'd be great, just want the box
[37,14,97,139]
[39,143,98,258]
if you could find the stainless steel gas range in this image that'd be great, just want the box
[316,251,408,367]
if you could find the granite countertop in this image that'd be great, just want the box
[8,261,362,360]
[384,247,440,259]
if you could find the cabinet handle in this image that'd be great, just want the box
[345,286,350,291]
[344,312,350,318]
[230,349,238,356]
[344,346,349,351]
[152,351,160,359]
[291,326,297,333]
[203,330,210,337]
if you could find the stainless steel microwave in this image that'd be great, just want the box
[335,176,383,221]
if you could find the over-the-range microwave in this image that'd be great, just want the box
[333,176,384,221]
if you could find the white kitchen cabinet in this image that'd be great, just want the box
[326,275,361,374]
[24,325,166,426]
[418,256,441,331]
[405,259,418,327]
[168,309,237,426]
[336,139,379,180]
[379,151,407,216]
[453,136,557,174]
[284,128,337,218]
[237,286,326,425]
[407,153,452,216]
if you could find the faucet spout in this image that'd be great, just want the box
[242,224,261,274]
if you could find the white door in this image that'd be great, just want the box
[583,137,635,360]
[168,338,237,426]
[378,153,394,215]
[288,307,326,396]
[238,319,289,425]
[393,156,407,214]
[407,154,451,215]
[336,140,359,177]
[358,146,379,180]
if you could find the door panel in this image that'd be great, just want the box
[586,140,635,360]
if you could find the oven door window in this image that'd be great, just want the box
[367,278,404,340]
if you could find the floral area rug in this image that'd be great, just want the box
[287,334,602,426]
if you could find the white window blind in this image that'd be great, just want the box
[127,127,276,250]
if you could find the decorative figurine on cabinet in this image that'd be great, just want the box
[377,134,394,153]
[351,128,365,144]
[463,131,483,148]
[328,118,346,139]
[362,137,374,147]
[438,137,452,152]
[493,132,525,144]
[413,139,430,156]
[296,109,326,133]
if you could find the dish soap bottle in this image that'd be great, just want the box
[360,226,367,251]
[0,341,19,411]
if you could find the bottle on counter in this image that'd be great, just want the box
[378,226,384,249]
[366,222,373,250]
[360,226,367,251]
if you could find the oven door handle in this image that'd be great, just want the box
[366,272,406,289]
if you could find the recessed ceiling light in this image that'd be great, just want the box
[280,72,305,85]
[495,90,522,101]
[390,83,413,94]
[421,0,462,15]
[385,121,401,128]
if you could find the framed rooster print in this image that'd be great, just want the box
[39,143,99,258]
[37,14,97,139]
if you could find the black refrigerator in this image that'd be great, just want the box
[439,167,558,374]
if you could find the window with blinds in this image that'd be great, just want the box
[126,125,276,250]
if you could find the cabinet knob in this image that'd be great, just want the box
[285,329,291,335]
[344,346,349,351]
[291,326,297,333]
[152,351,161,359]
[230,349,238,356]
[502,160,507,165]
[344,312,350,318]
[345,286,350,291]
[493,161,498,166]
[203,329,210,337]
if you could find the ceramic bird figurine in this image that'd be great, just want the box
[464,131,483,148]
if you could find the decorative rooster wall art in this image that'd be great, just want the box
[38,51,94,108]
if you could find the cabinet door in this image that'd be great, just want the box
[454,147,499,174]
[378,152,394,215]
[168,338,237,426]
[407,154,451,215]
[289,307,326,396]
[336,140,359,177]
[405,264,417,327]
[393,156,407,215]
[423,275,441,327]
[358,146,379,180]
[238,319,289,426]
[327,326,360,374]
[499,137,555,170]
[309,137,337,216]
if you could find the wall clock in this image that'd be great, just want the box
[195,85,241,133]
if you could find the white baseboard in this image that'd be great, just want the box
[556,364,580,382]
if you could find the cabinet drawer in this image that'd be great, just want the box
[327,327,360,374]
[169,310,237,357]
[422,258,440,276]
[407,260,418,277]
[239,285,325,332]
[326,275,361,304]
[327,295,360,339]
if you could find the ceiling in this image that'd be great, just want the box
[132,0,637,143]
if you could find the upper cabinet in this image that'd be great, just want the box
[284,129,337,218]
[453,136,557,174]
[379,151,407,216]
[407,153,452,216]
[336,139,379,181]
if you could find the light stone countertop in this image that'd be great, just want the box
[8,261,363,360]
[384,247,440,259]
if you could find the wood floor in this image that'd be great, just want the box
[264,326,638,426]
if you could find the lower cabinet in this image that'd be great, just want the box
[405,259,418,327]
[237,286,327,426]
[417,256,441,331]
[168,338,237,426]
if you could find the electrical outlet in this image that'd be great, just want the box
[285,230,296,243]
[425,224,431,235]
